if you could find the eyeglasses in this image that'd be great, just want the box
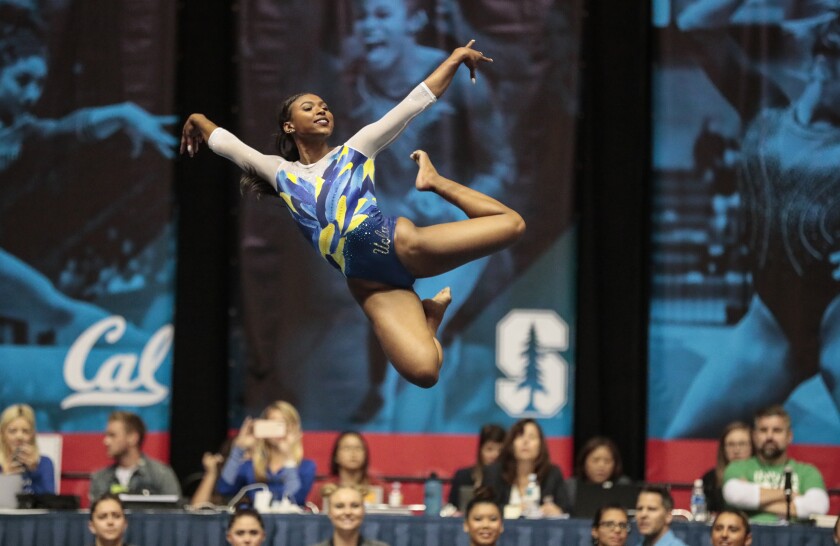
[599,522,630,531]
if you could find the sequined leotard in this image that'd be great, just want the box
[208,83,437,287]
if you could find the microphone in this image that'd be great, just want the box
[783,466,792,522]
[783,466,792,496]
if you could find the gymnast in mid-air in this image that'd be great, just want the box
[180,41,525,388]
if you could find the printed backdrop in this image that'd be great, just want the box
[648,0,840,501]
[0,0,177,500]
[230,0,582,481]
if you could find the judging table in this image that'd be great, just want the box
[0,511,835,546]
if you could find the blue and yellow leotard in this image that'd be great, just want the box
[208,83,437,287]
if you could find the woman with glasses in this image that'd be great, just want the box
[591,505,630,546]
[313,431,385,510]
[701,422,753,512]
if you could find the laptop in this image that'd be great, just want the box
[0,474,23,509]
[118,494,181,510]
[17,494,80,510]
[572,481,642,519]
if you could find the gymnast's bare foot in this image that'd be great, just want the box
[410,150,442,192]
[422,287,452,335]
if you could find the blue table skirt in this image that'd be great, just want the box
[0,511,834,546]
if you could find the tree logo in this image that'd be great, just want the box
[495,309,568,417]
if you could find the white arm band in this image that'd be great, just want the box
[793,488,829,517]
[722,480,760,509]
[345,82,436,158]
[207,128,282,189]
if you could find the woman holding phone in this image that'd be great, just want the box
[217,401,315,506]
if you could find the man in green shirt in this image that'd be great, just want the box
[722,405,828,522]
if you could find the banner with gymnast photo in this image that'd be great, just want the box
[648,0,840,487]
[230,0,582,447]
[0,0,177,470]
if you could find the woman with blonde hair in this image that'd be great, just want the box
[309,485,389,546]
[217,400,315,506]
[0,403,54,494]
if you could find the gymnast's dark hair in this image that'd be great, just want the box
[239,92,308,199]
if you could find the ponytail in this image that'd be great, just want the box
[239,172,277,199]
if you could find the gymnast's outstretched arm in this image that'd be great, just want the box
[181,113,282,188]
[346,41,492,159]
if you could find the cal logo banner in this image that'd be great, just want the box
[230,0,582,482]
[649,0,839,506]
[0,0,177,499]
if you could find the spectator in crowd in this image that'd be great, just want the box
[591,504,630,546]
[482,418,570,517]
[88,493,133,546]
[0,403,54,494]
[565,436,632,512]
[226,507,266,546]
[634,485,687,546]
[462,487,504,546]
[710,510,752,546]
[313,431,384,509]
[448,423,505,510]
[701,422,753,513]
[88,411,181,501]
[723,405,829,522]
[309,485,389,546]
[218,401,315,506]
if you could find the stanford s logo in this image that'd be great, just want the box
[495,309,569,417]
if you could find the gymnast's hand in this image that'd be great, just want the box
[180,113,219,157]
[453,39,493,84]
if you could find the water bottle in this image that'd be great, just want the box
[523,473,542,518]
[388,481,403,507]
[690,478,708,522]
[424,472,442,516]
